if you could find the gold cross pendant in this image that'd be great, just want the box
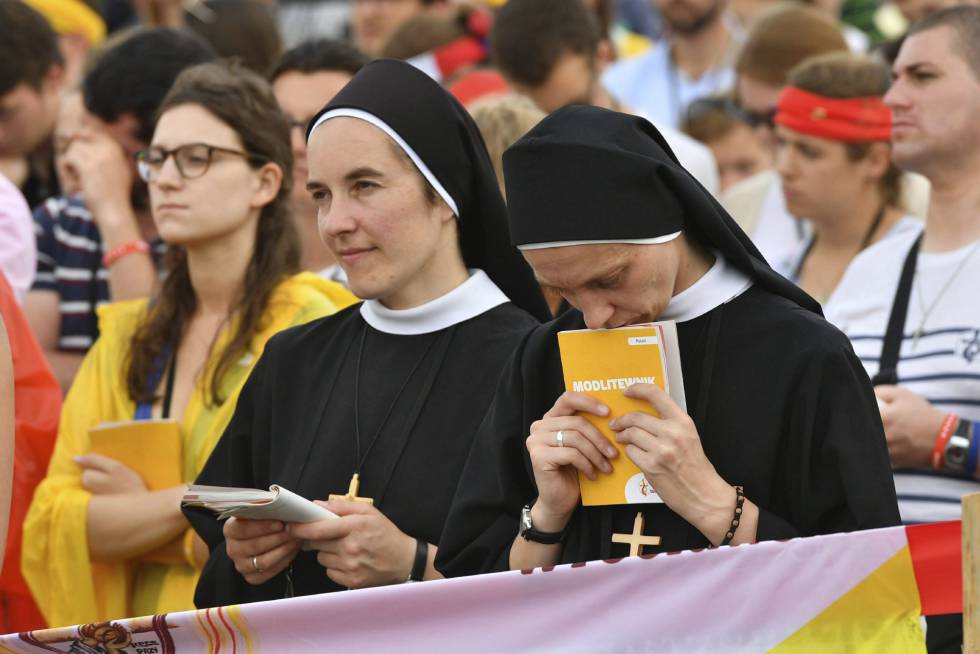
[611,511,662,556]
[328,473,374,504]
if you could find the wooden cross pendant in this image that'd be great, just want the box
[328,473,374,505]
[611,511,662,556]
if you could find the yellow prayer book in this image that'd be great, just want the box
[557,322,686,507]
[89,419,183,490]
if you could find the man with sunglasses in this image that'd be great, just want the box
[22,29,214,391]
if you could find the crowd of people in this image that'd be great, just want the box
[0,0,978,651]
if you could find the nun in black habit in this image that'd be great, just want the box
[435,105,901,577]
[185,59,549,606]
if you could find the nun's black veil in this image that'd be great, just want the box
[503,105,822,315]
[306,59,551,322]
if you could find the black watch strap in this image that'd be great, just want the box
[520,504,567,544]
[522,526,565,545]
[409,538,428,582]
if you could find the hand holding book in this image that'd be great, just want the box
[74,453,148,494]
[555,322,684,506]
[541,322,759,546]
[525,392,617,532]
[608,383,748,546]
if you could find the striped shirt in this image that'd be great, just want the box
[31,195,164,353]
[825,226,980,523]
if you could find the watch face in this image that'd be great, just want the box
[520,505,533,533]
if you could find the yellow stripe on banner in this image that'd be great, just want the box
[769,546,926,653]
[214,608,233,652]
[225,604,256,654]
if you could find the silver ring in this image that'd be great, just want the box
[556,430,565,447]
[251,555,261,573]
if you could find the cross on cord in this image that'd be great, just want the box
[328,473,374,504]
[611,511,662,556]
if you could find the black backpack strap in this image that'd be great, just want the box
[872,233,923,386]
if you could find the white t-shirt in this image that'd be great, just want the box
[602,39,736,129]
[825,227,980,523]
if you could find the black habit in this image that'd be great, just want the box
[435,105,900,577]
[188,299,537,605]
[435,287,902,575]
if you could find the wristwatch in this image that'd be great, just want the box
[943,418,972,476]
[519,504,567,544]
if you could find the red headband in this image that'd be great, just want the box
[774,87,891,142]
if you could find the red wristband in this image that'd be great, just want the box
[931,414,959,469]
[103,240,150,268]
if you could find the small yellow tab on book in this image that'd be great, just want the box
[89,419,183,490]
[557,323,684,507]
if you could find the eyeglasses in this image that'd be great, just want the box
[684,97,740,123]
[684,97,776,129]
[135,143,267,182]
[731,104,777,129]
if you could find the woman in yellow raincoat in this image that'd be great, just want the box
[22,61,355,627]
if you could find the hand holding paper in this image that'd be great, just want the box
[183,484,340,586]
[289,500,419,589]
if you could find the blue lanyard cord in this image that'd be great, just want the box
[134,347,175,420]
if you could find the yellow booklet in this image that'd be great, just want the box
[89,419,183,490]
[557,322,686,506]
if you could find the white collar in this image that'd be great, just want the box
[658,252,753,323]
[360,269,509,335]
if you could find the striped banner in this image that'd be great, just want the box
[0,523,960,653]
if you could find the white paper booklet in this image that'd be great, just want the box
[182,484,337,522]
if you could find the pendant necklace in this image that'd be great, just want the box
[328,324,439,504]
[911,239,980,350]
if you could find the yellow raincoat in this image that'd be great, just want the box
[22,272,355,627]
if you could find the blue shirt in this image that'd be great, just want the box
[602,40,736,129]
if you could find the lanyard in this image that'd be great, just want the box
[134,348,177,420]
[790,203,887,283]
[871,233,923,386]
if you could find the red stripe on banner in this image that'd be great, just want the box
[906,521,962,615]
[217,608,238,654]
[204,609,222,654]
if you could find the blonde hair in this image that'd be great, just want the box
[468,94,546,197]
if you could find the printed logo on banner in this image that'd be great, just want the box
[12,616,177,654]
